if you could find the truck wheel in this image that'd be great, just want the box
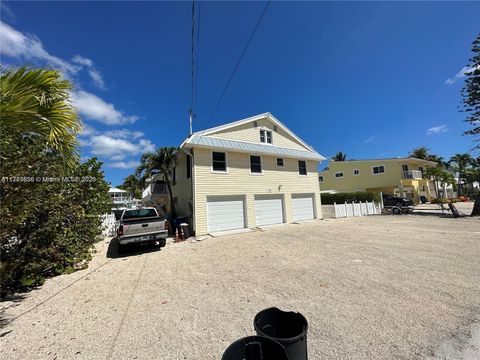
[402,208,410,214]
[392,207,402,215]
[159,239,166,248]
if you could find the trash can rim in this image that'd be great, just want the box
[221,335,288,360]
[254,307,308,343]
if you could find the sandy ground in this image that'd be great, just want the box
[1,203,479,360]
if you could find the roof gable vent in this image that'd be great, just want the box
[253,121,258,127]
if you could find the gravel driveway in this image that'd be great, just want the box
[1,206,479,359]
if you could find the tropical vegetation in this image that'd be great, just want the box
[136,147,179,218]
[332,151,347,161]
[1,67,111,296]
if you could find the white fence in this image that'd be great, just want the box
[101,214,117,236]
[321,201,381,219]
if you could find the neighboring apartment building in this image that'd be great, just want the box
[318,157,438,203]
[170,113,325,235]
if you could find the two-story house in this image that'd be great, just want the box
[318,157,438,203]
[172,113,325,235]
[108,186,132,207]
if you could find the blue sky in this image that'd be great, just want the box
[1,1,479,185]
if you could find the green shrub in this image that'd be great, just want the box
[321,191,380,205]
[0,131,111,297]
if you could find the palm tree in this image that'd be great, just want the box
[423,166,442,199]
[409,146,429,160]
[427,154,448,169]
[119,174,142,199]
[136,147,179,218]
[332,151,347,161]
[449,153,474,194]
[0,66,81,168]
[439,171,455,200]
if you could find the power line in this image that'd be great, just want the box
[200,0,271,136]
[193,0,201,114]
[189,0,196,113]
[189,0,201,135]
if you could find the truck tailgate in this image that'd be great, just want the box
[121,217,166,237]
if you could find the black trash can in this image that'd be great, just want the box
[254,307,308,360]
[420,196,427,204]
[221,335,288,360]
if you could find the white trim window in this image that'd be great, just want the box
[260,129,272,144]
[250,155,262,174]
[212,151,227,172]
[276,158,284,167]
[353,169,360,176]
[298,160,307,175]
[335,172,344,178]
[372,165,385,175]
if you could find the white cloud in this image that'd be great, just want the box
[71,90,139,125]
[0,21,106,88]
[1,3,15,19]
[108,161,140,169]
[426,125,448,135]
[365,134,380,144]
[445,65,480,84]
[72,55,93,67]
[80,124,98,136]
[85,134,155,160]
[103,129,144,139]
[72,55,106,89]
[0,20,79,75]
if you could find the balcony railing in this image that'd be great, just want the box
[142,182,168,199]
[403,170,423,179]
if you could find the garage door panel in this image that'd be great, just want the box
[292,194,314,221]
[255,195,284,226]
[207,196,245,233]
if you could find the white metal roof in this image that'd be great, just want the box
[108,187,127,193]
[183,135,325,161]
[191,112,316,153]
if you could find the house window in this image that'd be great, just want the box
[372,165,385,175]
[319,176,324,182]
[402,164,409,172]
[212,152,226,172]
[418,166,424,173]
[186,155,191,179]
[250,155,262,173]
[298,160,307,175]
[260,129,272,144]
[353,169,360,176]
[335,172,344,178]
[276,158,284,167]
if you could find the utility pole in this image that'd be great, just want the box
[189,109,193,136]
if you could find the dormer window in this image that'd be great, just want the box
[260,129,272,144]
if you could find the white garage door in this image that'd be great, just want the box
[292,194,315,221]
[207,196,245,233]
[254,195,284,227]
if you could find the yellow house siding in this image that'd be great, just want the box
[193,148,321,235]
[211,117,309,151]
[319,159,436,202]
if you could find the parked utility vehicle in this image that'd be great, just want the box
[117,207,168,251]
